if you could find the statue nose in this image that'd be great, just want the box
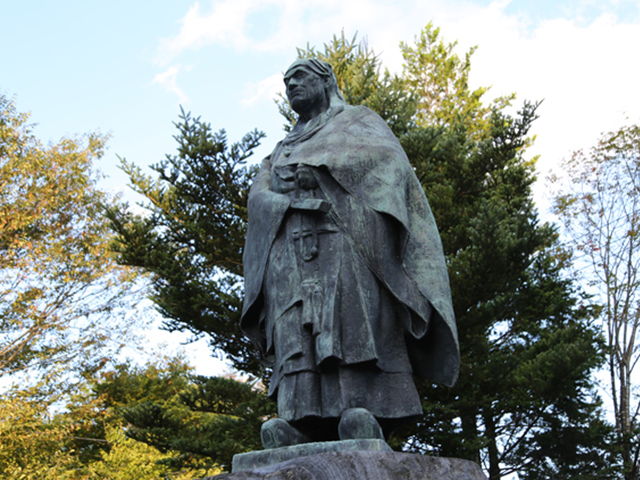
[287,84,303,97]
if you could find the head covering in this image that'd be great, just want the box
[284,58,347,106]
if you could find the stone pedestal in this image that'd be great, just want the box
[232,439,391,472]
[206,446,487,480]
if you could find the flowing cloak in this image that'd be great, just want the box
[241,105,459,402]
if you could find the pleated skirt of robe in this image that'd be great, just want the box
[262,209,423,437]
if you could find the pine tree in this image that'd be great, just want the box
[399,102,613,480]
[73,356,273,474]
[107,110,264,376]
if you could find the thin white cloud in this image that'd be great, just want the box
[163,1,252,63]
[154,0,429,64]
[240,73,284,106]
[156,0,279,65]
[394,3,640,212]
[153,66,191,104]
[452,10,640,158]
[154,0,640,206]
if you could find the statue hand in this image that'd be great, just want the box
[290,198,331,213]
[295,165,318,190]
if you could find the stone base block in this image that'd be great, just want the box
[207,448,487,480]
[232,439,391,472]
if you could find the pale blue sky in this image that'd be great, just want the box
[3,0,639,373]
[4,0,639,194]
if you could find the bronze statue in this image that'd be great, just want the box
[241,59,459,448]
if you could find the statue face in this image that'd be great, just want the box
[284,66,327,117]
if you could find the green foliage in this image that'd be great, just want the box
[85,426,220,480]
[122,375,275,472]
[76,359,276,473]
[0,93,140,389]
[0,388,79,480]
[0,354,239,478]
[62,355,194,467]
[75,358,224,479]
[400,23,514,136]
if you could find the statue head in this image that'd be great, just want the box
[284,58,346,119]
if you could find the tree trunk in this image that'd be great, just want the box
[461,411,482,466]
[483,409,501,480]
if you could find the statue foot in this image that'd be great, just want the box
[338,408,385,441]
[261,418,310,449]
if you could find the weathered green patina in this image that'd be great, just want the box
[241,59,459,446]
